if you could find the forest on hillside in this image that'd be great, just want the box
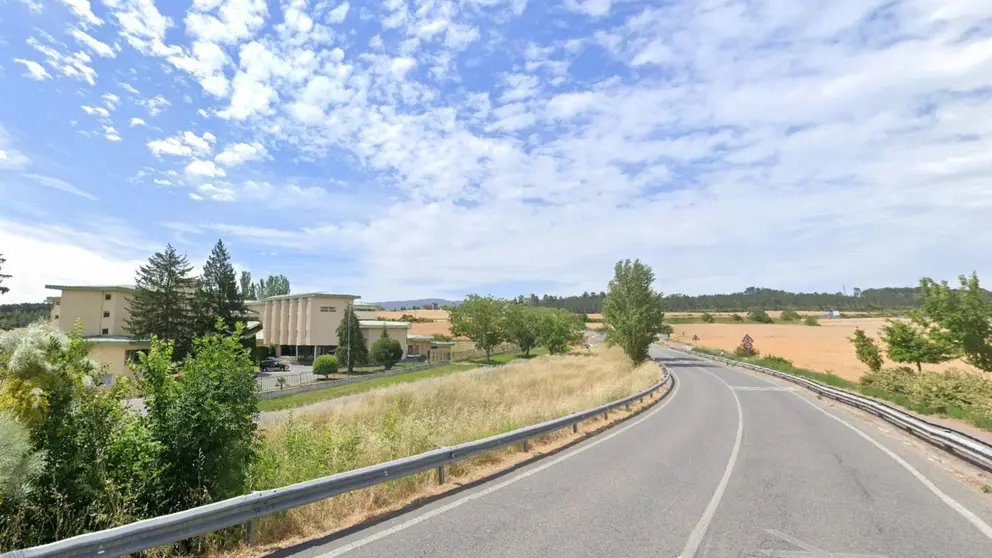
[514,286,957,314]
[0,302,50,329]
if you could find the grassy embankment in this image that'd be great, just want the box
[259,349,550,412]
[243,348,662,551]
[693,346,992,431]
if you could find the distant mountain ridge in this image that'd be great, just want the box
[367,298,460,310]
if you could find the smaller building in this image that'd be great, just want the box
[407,335,455,362]
[358,320,410,358]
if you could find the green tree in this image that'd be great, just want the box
[255,275,290,298]
[537,308,583,355]
[370,330,404,370]
[700,312,715,323]
[450,295,506,364]
[804,315,820,326]
[431,333,454,342]
[312,354,338,378]
[335,307,368,373]
[915,273,992,372]
[850,327,883,373]
[503,304,539,356]
[0,412,46,503]
[881,320,955,373]
[0,254,9,295]
[194,239,247,336]
[780,309,801,322]
[748,309,774,323]
[127,245,197,361]
[239,271,257,300]
[136,321,258,516]
[602,259,666,364]
[731,314,744,323]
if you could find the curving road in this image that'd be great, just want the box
[275,346,992,558]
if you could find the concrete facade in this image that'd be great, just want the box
[359,321,410,357]
[252,292,361,350]
[45,285,149,382]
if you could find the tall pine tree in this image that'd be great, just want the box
[127,245,197,360]
[335,306,368,373]
[195,239,247,335]
[0,253,10,295]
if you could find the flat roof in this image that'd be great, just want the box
[81,335,150,347]
[408,335,434,341]
[358,320,410,328]
[431,341,456,347]
[46,284,136,292]
[260,291,361,301]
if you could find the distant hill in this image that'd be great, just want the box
[0,302,50,329]
[368,298,460,311]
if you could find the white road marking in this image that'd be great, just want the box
[759,528,887,557]
[788,392,992,542]
[731,386,796,392]
[679,367,745,558]
[315,370,682,557]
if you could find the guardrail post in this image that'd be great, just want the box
[523,439,530,452]
[572,423,579,434]
[437,465,446,484]
[625,403,631,412]
[244,520,254,546]
[603,410,608,420]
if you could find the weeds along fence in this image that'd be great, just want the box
[256,343,519,394]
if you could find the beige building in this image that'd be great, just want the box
[407,335,456,362]
[359,321,410,358]
[45,284,149,380]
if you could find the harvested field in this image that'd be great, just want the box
[409,321,461,338]
[375,309,450,321]
[668,318,983,381]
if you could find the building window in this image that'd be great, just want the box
[105,294,112,300]
[320,306,337,312]
[103,311,110,318]
[101,328,109,335]
[55,300,60,306]
[408,345,420,356]
[54,314,59,320]
[125,350,145,364]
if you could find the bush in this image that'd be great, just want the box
[860,367,916,396]
[757,355,792,368]
[700,312,715,323]
[370,331,403,370]
[804,315,820,326]
[730,314,744,323]
[313,355,339,377]
[431,333,454,342]
[733,344,760,358]
[747,309,773,323]
[780,309,800,322]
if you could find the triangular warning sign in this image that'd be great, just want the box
[742,334,753,344]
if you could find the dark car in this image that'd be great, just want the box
[259,358,289,372]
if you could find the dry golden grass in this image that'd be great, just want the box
[236,348,661,554]
[375,309,451,321]
[669,318,983,381]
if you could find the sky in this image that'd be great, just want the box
[1,0,991,304]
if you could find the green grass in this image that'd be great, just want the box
[258,363,482,412]
[694,345,992,432]
[469,348,550,365]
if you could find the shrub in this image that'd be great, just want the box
[804,315,819,326]
[906,369,992,415]
[730,314,744,323]
[758,355,792,368]
[850,327,883,373]
[700,313,715,323]
[370,331,403,370]
[431,333,454,342]
[313,355,339,377]
[780,309,801,322]
[747,309,773,323]
[733,344,760,358]
[860,367,916,396]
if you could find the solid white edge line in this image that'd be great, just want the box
[786,392,992,542]
[315,369,682,557]
[679,366,745,558]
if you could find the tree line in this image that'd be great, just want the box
[514,285,992,314]
[851,273,992,374]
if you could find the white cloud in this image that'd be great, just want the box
[147,130,215,157]
[0,221,148,303]
[129,117,146,127]
[81,105,111,118]
[153,178,172,185]
[168,40,230,97]
[564,0,613,17]
[70,28,115,57]
[185,0,269,45]
[0,127,30,170]
[27,38,98,85]
[137,94,170,116]
[328,2,350,23]
[389,57,416,80]
[215,142,267,166]
[102,93,120,108]
[103,126,122,142]
[185,159,226,177]
[13,59,51,80]
[23,173,98,200]
[194,183,235,201]
[106,0,179,56]
[59,0,102,26]
[545,91,601,119]
[119,82,141,95]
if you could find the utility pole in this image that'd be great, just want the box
[346,300,352,374]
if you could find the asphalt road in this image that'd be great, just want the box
[274,346,992,558]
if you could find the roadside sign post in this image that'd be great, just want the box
[741,333,754,354]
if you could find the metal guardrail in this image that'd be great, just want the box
[4,364,673,558]
[677,347,992,473]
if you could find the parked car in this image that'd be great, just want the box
[259,358,289,372]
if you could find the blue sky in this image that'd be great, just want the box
[1,0,991,304]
